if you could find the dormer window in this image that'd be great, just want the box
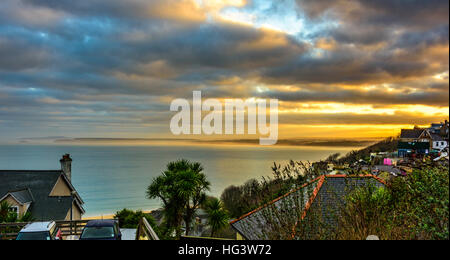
[9,206,19,215]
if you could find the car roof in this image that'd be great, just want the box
[85,219,116,227]
[21,221,55,232]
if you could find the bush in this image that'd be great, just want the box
[0,201,34,223]
[389,165,449,240]
[338,165,449,240]
[114,208,156,229]
[338,185,394,239]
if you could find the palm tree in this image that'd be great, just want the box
[0,201,11,223]
[204,197,229,237]
[147,159,210,238]
[0,201,33,223]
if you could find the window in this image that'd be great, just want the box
[9,206,19,215]
[80,227,115,239]
[16,232,51,241]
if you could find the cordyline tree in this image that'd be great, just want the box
[147,159,210,238]
[1,201,34,239]
[203,197,229,237]
[0,201,33,223]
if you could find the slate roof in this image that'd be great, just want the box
[1,189,34,204]
[400,129,425,139]
[0,170,84,221]
[230,175,386,240]
[431,134,445,142]
[307,176,385,233]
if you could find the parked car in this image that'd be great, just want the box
[79,220,122,240]
[16,221,62,240]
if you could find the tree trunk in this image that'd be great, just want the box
[184,214,192,236]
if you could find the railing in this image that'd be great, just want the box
[56,220,90,237]
[0,222,28,240]
[135,217,159,240]
[0,220,91,240]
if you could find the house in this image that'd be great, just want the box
[427,120,449,140]
[398,128,433,157]
[440,120,449,139]
[0,154,85,221]
[431,134,448,151]
[361,165,403,176]
[429,123,445,135]
[230,175,386,240]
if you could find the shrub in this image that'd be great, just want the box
[114,208,157,229]
[338,165,449,240]
[389,165,449,240]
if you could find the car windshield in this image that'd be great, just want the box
[81,227,115,239]
[16,232,51,240]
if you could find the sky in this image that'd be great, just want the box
[0,0,448,144]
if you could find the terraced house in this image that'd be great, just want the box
[0,154,85,221]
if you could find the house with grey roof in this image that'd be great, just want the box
[230,175,386,240]
[431,134,448,151]
[398,128,433,157]
[428,121,449,136]
[0,154,85,221]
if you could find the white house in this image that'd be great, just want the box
[431,134,448,151]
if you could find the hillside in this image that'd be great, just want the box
[337,137,398,164]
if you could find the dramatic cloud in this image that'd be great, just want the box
[0,0,448,142]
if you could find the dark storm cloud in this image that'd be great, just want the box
[71,21,306,74]
[0,33,52,71]
[280,111,448,126]
[295,0,449,50]
[359,0,449,27]
[262,46,447,87]
[1,0,446,96]
[257,87,449,107]
[297,0,449,28]
[21,0,206,22]
[259,0,449,86]
[0,0,448,140]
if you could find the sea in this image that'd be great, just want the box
[0,144,358,217]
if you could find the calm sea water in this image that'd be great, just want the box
[0,144,356,217]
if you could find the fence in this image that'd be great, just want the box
[0,219,91,240]
[135,217,159,240]
[0,222,27,240]
[3,218,160,240]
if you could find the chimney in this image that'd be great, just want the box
[60,154,72,182]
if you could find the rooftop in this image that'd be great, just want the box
[400,129,426,139]
[431,134,445,142]
[0,170,84,220]
[230,174,386,240]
